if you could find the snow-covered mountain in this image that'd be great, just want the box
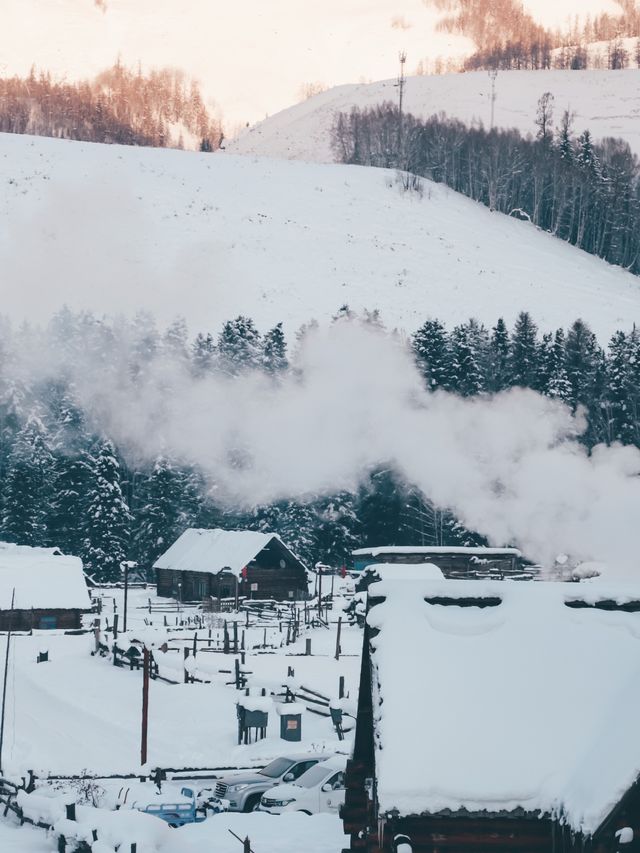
[227,69,640,163]
[1,131,639,340]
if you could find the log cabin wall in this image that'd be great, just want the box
[361,552,520,579]
[378,815,554,853]
[156,568,212,600]
[0,608,83,631]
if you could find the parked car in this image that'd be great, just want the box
[201,752,330,812]
[116,782,207,826]
[258,755,347,815]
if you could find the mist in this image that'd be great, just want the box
[11,316,640,578]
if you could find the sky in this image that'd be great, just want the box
[0,0,623,131]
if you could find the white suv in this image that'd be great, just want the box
[258,755,347,815]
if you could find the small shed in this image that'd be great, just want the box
[343,576,640,852]
[351,545,527,579]
[0,543,91,631]
[154,528,308,602]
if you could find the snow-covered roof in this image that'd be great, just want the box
[0,542,90,611]
[366,577,640,834]
[153,528,304,577]
[353,546,521,557]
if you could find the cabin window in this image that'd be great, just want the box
[39,615,57,630]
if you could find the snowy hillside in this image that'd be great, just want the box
[1,132,639,340]
[227,69,640,163]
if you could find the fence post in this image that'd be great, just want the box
[192,633,198,659]
[305,639,312,656]
[223,622,230,655]
[244,836,251,853]
[113,613,119,641]
[233,622,239,654]
[183,648,189,683]
[235,658,241,689]
[335,617,342,661]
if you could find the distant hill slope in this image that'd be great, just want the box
[227,69,640,163]
[1,132,639,340]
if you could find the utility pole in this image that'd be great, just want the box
[0,589,15,774]
[396,50,407,162]
[141,646,150,766]
[489,69,498,131]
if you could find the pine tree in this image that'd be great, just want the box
[163,317,189,361]
[217,316,262,376]
[83,439,132,582]
[605,330,638,444]
[565,319,599,410]
[486,318,510,392]
[262,323,289,374]
[134,456,202,571]
[191,332,216,376]
[2,413,54,546]
[314,492,360,566]
[412,319,450,390]
[544,329,572,403]
[509,312,539,388]
[450,325,482,397]
[557,110,575,162]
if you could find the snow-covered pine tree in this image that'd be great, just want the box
[134,456,202,572]
[253,499,318,567]
[450,324,483,397]
[486,318,511,392]
[163,317,189,361]
[262,322,289,375]
[83,439,132,582]
[565,319,600,410]
[605,329,640,445]
[412,319,450,390]
[544,328,573,403]
[314,492,360,567]
[509,311,539,389]
[191,332,216,376]
[47,382,93,556]
[2,412,54,546]
[217,316,262,376]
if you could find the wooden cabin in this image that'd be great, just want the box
[154,528,308,603]
[0,543,91,631]
[342,576,640,852]
[351,545,529,579]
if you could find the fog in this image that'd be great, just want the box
[13,318,640,577]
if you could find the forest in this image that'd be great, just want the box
[1,307,638,582]
[423,0,640,71]
[0,62,223,151]
[332,100,640,274]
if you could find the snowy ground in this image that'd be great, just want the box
[0,586,360,776]
[228,68,640,163]
[1,132,639,339]
[0,583,357,850]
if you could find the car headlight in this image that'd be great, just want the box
[228,783,250,792]
[271,798,295,807]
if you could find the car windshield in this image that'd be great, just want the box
[259,758,294,778]
[296,765,332,789]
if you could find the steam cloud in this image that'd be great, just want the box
[13,320,640,576]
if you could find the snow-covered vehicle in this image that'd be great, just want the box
[258,755,347,815]
[116,782,207,826]
[203,752,329,812]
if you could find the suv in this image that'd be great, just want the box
[259,755,347,815]
[202,753,329,812]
